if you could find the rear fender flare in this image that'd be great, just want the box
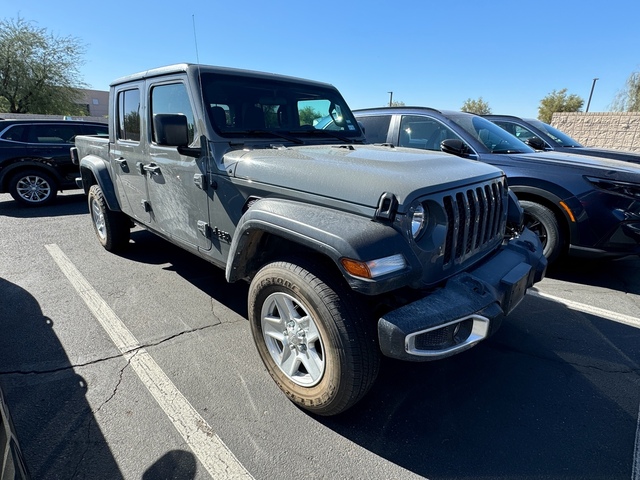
[79,155,121,212]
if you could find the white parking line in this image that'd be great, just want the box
[528,289,640,330]
[45,244,253,479]
[634,401,640,480]
[528,289,640,480]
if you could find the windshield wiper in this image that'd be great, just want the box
[234,130,304,144]
[492,148,526,154]
[296,129,355,143]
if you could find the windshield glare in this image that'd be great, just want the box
[450,115,534,153]
[529,119,583,147]
[200,72,361,138]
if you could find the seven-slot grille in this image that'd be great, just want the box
[442,179,506,266]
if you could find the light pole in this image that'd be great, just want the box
[585,78,599,113]
[388,91,393,107]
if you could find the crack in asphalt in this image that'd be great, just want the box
[0,323,216,376]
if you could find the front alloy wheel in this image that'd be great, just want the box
[249,258,379,416]
[261,291,325,387]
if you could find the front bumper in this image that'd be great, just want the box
[378,228,546,361]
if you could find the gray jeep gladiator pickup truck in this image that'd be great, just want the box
[71,63,546,415]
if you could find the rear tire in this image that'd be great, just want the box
[520,200,563,263]
[248,258,379,416]
[9,169,57,206]
[88,184,130,252]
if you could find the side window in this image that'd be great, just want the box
[512,124,536,141]
[399,115,457,151]
[0,125,27,142]
[117,89,141,142]
[29,124,78,143]
[150,83,195,144]
[357,115,391,143]
[82,124,108,136]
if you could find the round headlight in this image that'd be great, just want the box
[410,203,426,239]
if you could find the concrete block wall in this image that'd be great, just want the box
[551,112,640,152]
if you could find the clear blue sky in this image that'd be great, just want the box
[5,0,640,118]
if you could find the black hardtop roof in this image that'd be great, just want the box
[110,63,337,90]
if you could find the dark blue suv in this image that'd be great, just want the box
[0,119,107,206]
[354,107,640,263]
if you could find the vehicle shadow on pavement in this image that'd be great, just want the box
[546,255,640,295]
[118,229,249,318]
[0,277,123,479]
[0,192,87,218]
[318,293,640,479]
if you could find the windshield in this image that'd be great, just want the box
[200,72,362,140]
[449,114,534,154]
[528,119,583,147]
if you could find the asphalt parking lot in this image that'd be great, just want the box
[1,190,639,480]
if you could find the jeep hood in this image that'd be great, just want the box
[223,144,502,209]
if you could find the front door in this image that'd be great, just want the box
[145,80,211,251]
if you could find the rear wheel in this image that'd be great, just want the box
[520,200,563,262]
[248,258,379,416]
[9,169,57,206]
[88,184,130,251]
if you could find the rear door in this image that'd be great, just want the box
[110,84,151,223]
[145,78,211,251]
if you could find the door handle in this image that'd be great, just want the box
[142,163,161,176]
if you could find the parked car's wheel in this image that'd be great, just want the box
[520,200,563,262]
[88,185,130,251]
[9,169,57,206]
[248,258,379,416]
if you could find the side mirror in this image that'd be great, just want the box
[153,114,189,147]
[524,136,547,150]
[441,138,470,156]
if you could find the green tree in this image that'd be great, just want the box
[537,88,584,123]
[390,100,405,107]
[610,71,640,112]
[461,97,491,115]
[299,105,320,125]
[0,17,87,114]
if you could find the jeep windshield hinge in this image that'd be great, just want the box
[375,192,398,222]
[194,173,207,190]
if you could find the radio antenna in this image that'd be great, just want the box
[192,15,201,64]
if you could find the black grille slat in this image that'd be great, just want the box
[442,179,506,267]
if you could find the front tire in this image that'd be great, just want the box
[248,258,379,416]
[88,185,130,252]
[9,169,57,206]
[520,200,563,262]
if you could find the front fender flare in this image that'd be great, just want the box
[226,198,419,293]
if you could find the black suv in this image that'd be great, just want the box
[484,114,640,165]
[0,119,107,206]
[354,107,640,263]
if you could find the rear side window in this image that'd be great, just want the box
[0,125,27,142]
[357,115,391,143]
[28,124,80,143]
[117,89,141,142]
[82,124,108,136]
